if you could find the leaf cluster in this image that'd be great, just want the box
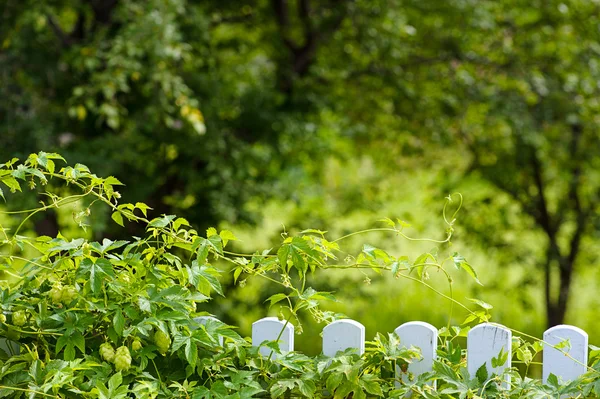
[1,153,600,398]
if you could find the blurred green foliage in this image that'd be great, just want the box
[2,0,600,353]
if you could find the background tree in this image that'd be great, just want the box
[2,0,600,341]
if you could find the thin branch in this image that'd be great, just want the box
[46,14,73,48]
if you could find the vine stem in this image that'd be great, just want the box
[0,385,58,398]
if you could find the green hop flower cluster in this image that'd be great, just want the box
[99,342,116,362]
[132,339,142,351]
[48,284,78,304]
[154,330,171,355]
[61,286,78,303]
[12,310,27,326]
[49,283,63,304]
[0,314,6,323]
[114,346,132,371]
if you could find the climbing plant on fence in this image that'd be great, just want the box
[1,152,600,398]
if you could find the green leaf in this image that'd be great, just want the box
[77,258,115,294]
[173,217,190,231]
[97,382,110,399]
[113,311,125,336]
[104,176,124,186]
[326,372,343,392]
[206,227,217,237]
[148,215,176,228]
[1,175,21,192]
[46,159,55,174]
[491,346,508,368]
[185,340,197,367]
[135,202,152,216]
[29,360,44,385]
[108,372,123,392]
[111,211,124,227]
[466,297,493,310]
[453,252,482,285]
[378,217,396,227]
[277,237,315,276]
[219,229,237,246]
[277,244,290,269]
[476,363,488,384]
[266,293,288,308]
[361,376,383,396]
[72,332,85,354]
[297,380,316,397]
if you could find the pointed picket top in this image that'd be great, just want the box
[543,324,588,384]
[252,317,294,358]
[323,319,365,357]
[468,323,511,384]
[193,316,224,345]
[395,321,438,384]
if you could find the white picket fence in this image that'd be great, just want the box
[245,317,589,385]
[0,317,589,386]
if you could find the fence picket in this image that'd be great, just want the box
[322,319,365,357]
[543,324,588,384]
[252,317,294,357]
[394,321,438,384]
[467,323,511,385]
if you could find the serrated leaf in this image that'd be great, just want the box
[148,215,175,228]
[113,311,125,336]
[111,212,124,227]
[476,363,488,384]
[108,372,122,392]
[135,202,151,216]
[219,230,237,246]
[453,253,482,285]
[185,340,197,367]
[378,217,396,227]
[265,293,288,308]
[77,258,115,294]
[466,297,493,310]
[206,227,217,237]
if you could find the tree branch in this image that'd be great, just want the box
[46,14,73,48]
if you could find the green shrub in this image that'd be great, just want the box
[0,152,599,398]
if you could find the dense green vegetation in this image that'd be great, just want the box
[2,155,600,398]
[2,0,600,355]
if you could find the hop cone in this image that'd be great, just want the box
[99,343,116,362]
[114,346,132,371]
[154,330,171,355]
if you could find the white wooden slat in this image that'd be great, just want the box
[395,321,438,384]
[252,317,294,357]
[322,319,365,357]
[543,324,588,384]
[467,323,511,384]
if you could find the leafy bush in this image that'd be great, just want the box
[1,152,600,398]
